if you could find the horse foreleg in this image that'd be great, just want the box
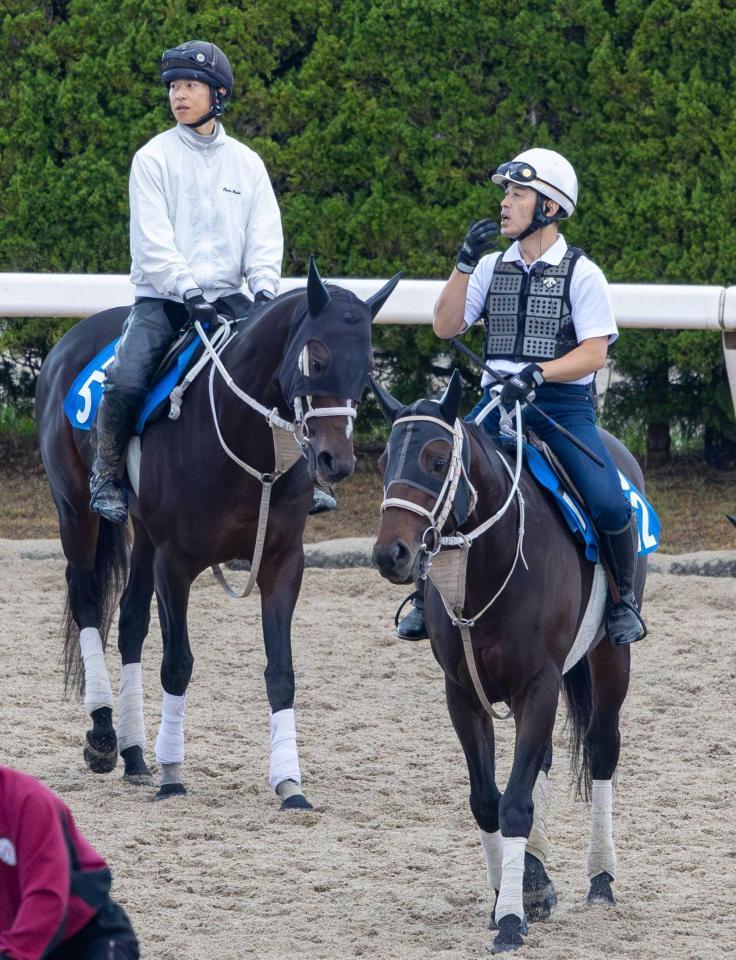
[443,676,502,927]
[152,548,194,800]
[258,545,312,811]
[490,674,559,954]
[117,519,155,783]
[584,643,630,906]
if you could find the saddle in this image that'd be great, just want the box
[498,430,660,563]
[63,293,262,436]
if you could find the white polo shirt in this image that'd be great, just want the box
[463,235,618,386]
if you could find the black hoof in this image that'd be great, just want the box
[587,871,616,906]
[153,782,187,801]
[523,852,558,921]
[121,745,152,784]
[83,732,118,774]
[489,915,525,954]
[280,793,313,811]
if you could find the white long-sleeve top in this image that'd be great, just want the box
[129,122,283,302]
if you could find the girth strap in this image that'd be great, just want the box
[211,477,273,599]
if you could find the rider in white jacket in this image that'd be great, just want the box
[89,41,340,522]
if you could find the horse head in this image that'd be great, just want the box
[371,370,476,583]
[279,257,401,485]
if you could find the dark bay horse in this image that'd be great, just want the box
[370,371,646,953]
[35,260,399,805]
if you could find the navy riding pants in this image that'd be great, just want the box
[466,382,630,532]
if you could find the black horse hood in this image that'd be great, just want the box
[384,397,474,530]
[279,287,373,405]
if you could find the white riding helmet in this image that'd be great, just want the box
[491,148,578,218]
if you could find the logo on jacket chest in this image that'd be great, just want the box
[222,186,242,195]
[0,838,17,866]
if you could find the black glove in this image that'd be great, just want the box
[500,363,545,406]
[456,219,499,274]
[254,290,275,303]
[183,289,218,327]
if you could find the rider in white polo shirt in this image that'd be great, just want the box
[397,147,646,647]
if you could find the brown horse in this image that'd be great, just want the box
[35,260,399,805]
[370,370,646,953]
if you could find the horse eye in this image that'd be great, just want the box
[432,457,447,473]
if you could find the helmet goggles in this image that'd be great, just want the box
[495,160,575,209]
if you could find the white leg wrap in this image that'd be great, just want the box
[154,691,186,765]
[268,708,301,790]
[79,627,114,714]
[527,770,550,865]
[587,779,618,879]
[479,828,504,891]
[494,836,527,924]
[117,663,146,753]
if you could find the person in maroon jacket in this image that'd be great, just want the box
[0,766,139,960]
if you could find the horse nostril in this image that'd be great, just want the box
[316,450,335,475]
[391,540,410,567]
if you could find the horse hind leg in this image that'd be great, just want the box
[584,643,630,907]
[62,513,123,775]
[523,741,558,922]
[116,519,155,784]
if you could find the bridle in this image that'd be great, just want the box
[379,395,529,721]
[172,315,359,598]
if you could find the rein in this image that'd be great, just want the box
[381,399,528,720]
[173,317,356,598]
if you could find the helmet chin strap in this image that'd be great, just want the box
[182,87,226,129]
[513,191,562,242]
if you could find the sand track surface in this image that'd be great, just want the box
[0,539,733,959]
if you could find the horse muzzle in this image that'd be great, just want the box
[371,538,423,584]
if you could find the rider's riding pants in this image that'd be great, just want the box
[466,382,630,532]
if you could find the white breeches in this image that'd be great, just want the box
[155,691,186,765]
[587,779,618,879]
[79,627,113,715]
[269,708,301,790]
[117,663,145,753]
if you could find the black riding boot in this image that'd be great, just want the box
[89,389,139,524]
[600,515,647,646]
[396,583,428,641]
[309,487,337,514]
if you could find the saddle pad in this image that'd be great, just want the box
[523,444,660,563]
[63,336,201,435]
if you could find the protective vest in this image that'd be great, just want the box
[483,246,583,363]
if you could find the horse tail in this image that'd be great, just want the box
[562,656,593,801]
[63,518,130,697]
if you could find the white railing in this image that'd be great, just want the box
[2,273,736,413]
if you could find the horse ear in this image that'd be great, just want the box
[307,255,331,316]
[727,514,736,528]
[365,272,403,320]
[438,369,463,424]
[369,374,403,424]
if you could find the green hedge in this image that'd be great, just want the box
[2,0,736,456]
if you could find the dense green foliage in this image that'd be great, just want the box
[2,0,736,456]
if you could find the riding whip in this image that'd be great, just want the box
[448,337,605,468]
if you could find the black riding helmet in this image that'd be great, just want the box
[160,40,233,126]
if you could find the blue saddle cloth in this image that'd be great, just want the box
[63,336,201,435]
[523,443,660,562]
